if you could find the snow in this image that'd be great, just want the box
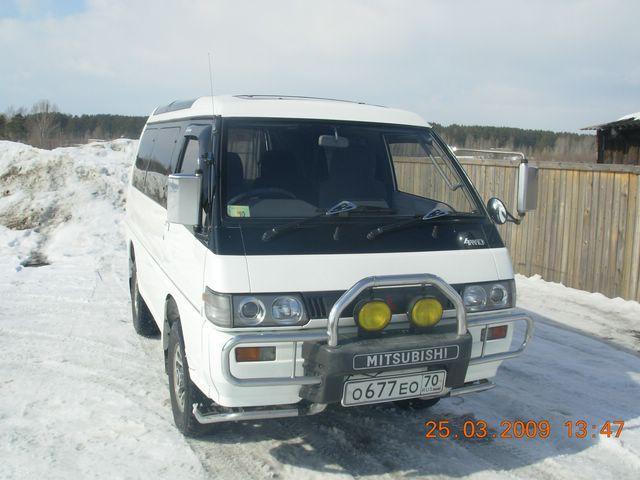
[618,111,640,121]
[516,274,640,353]
[1,140,639,479]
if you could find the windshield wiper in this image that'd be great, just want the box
[366,206,482,240]
[262,200,393,242]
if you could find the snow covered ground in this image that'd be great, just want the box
[0,140,639,479]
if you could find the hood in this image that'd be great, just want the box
[243,248,513,293]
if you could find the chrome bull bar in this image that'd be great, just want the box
[220,274,533,388]
[222,273,467,387]
[468,313,534,365]
[326,273,467,346]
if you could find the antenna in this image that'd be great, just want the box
[207,52,215,120]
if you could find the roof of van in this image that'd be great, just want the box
[147,95,430,127]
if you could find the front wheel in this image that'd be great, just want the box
[167,320,206,437]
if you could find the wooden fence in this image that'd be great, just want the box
[395,157,640,301]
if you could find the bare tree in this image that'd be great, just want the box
[28,100,59,148]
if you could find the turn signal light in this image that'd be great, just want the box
[235,346,276,362]
[485,325,508,340]
[356,300,392,332]
[409,298,443,328]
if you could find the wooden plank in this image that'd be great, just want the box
[630,175,640,300]
[622,173,638,299]
[611,175,627,296]
[579,171,596,291]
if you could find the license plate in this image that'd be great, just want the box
[342,370,446,406]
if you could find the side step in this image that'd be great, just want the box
[192,402,327,425]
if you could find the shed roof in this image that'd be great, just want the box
[582,111,640,130]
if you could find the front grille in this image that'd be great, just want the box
[303,294,329,319]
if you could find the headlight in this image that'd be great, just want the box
[463,285,487,311]
[236,297,266,326]
[211,292,308,327]
[271,296,303,325]
[489,284,509,308]
[460,281,514,312]
[409,297,443,328]
[356,300,392,332]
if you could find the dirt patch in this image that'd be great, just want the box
[20,251,50,268]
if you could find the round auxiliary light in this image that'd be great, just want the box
[356,300,392,332]
[409,298,443,328]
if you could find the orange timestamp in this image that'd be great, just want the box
[424,419,625,440]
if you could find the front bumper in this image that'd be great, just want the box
[214,274,533,399]
[195,274,532,423]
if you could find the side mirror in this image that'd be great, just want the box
[517,162,538,215]
[487,197,508,224]
[487,197,520,225]
[167,173,202,226]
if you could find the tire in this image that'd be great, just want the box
[394,396,440,410]
[129,262,160,337]
[167,320,206,437]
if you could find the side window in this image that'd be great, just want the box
[145,126,180,206]
[179,139,200,174]
[132,128,157,191]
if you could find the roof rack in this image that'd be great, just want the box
[234,94,375,106]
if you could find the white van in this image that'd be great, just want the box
[125,95,536,436]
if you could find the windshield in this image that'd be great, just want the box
[221,119,480,219]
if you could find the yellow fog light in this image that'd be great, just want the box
[356,300,392,332]
[409,298,443,328]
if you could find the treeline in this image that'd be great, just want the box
[432,123,596,163]
[1,100,596,162]
[0,100,146,149]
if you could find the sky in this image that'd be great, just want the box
[0,0,638,132]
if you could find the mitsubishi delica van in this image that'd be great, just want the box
[125,95,538,436]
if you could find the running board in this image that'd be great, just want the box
[449,380,495,396]
[193,402,327,424]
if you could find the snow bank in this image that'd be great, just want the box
[0,140,135,270]
[0,140,208,479]
[516,274,640,351]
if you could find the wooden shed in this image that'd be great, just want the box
[583,112,640,165]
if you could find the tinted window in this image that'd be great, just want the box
[222,120,480,219]
[179,139,200,174]
[132,128,157,191]
[145,126,180,206]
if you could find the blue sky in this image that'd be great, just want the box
[0,0,85,20]
[0,0,638,132]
